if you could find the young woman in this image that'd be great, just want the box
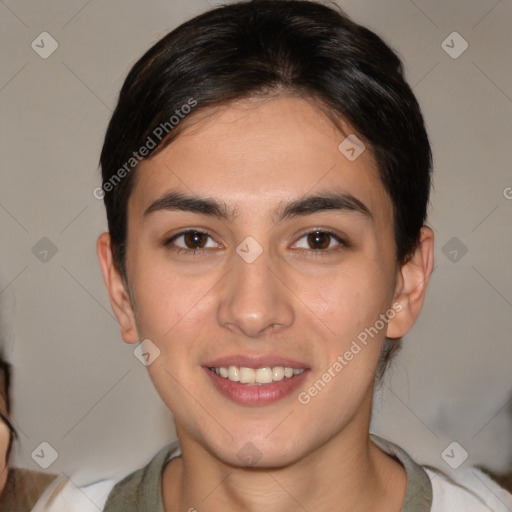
[34,1,512,510]
[0,350,57,510]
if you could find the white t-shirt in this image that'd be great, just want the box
[32,436,512,511]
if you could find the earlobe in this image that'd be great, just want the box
[96,232,139,344]
[386,226,435,339]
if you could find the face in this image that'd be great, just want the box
[105,95,407,467]
[0,380,10,494]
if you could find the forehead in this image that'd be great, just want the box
[130,95,393,225]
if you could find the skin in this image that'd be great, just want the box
[98,95,434,511]
[0,387,10,496]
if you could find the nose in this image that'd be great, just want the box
[216,247,295,338]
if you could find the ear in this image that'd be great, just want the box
[96,232,139,344]
[386,226,435,339]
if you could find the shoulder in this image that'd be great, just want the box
[31,474,121,512]
[425,465,512,512]
[370,434,512,511]
[32,441,180,512]
[0,467,58,510]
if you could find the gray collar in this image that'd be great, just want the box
[370,434,433,511]
[104,436,432,511]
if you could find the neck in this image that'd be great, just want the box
[162,393,406,512]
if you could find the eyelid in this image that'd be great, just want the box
[164,228,221,249]
[290,228,350,250]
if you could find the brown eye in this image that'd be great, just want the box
[183,231,208,249]
[293,229,348,253]
[307,231,331,250]
[164,229,220,253]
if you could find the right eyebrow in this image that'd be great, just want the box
[142,191,236,222]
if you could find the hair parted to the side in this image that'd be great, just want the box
[100,0,432,380]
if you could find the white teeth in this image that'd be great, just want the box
[228,366,240,382]
[239,367,255,383]
[210,365,305,385]
[272,366,285,380]
[255,367,273,384]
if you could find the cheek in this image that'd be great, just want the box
[132,259,214,339]
[301,259,394,342]
[0,422,10,493]
[0,421,9,458]
[295,258,395,413]
[133,266,221,387]
[136,273,218,346]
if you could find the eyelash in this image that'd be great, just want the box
[163,229,349,257]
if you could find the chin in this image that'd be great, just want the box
[208,431,305,469]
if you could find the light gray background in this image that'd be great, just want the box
[1,0,511,486]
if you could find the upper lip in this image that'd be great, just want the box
[203,354,309,369]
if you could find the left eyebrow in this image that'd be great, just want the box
[276,191,373,222]
[142,190,372,222]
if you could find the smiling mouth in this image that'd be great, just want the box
[208,365,305,385]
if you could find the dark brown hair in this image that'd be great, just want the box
[99,0,432,379]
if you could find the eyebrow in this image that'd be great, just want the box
[142,190,373,223]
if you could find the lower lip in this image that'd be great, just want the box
[203,367,309,406]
